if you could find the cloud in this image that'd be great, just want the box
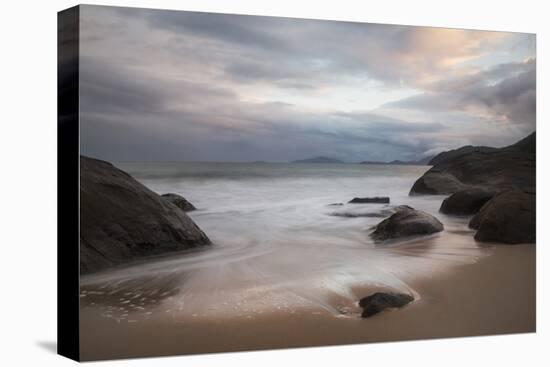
[77,5,536,162]
[385,58,536,127]
[103,6,522,89]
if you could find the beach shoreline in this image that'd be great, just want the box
[80,244,535,361]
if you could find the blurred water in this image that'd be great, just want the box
[80,162,492,322]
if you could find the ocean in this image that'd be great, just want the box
[80,162,492,322]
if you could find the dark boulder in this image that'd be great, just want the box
[410,132,535,195]
[440,188,497,215]
[469,190,535,244]
[370,206,443,241]
[410,171,470,195]
[80,156,211,274]
[429,145,497,166]
[349,197,390,204]
[161,193,196,212]
[359,292,414,318]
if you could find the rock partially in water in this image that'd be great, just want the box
[469,190,535,244]
[370,206,443,241]
[161,193,197,212]
[440,188,496,215]
[359,292,414,318]
[349,197,390,204]
[327,202,344,206]
[80,156,211,274]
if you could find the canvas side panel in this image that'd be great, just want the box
[57,5,80,362]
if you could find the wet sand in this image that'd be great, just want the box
[80,244,535,361]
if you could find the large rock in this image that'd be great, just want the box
[429,145,497,166]
[161,193,196,212]
[440,188,496,215]
[410,132,535,195]
[80,156,211,274]
[359,292,414,318]
[409,171,469,195]
[469,190,535,244]
[370,206,444,241]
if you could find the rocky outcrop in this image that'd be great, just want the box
[429,145,497,166]
[409,171,469,195]
[80,156,211,274]
[349,197,390,204]
[469,190,535,244]
[440,188,496,215]
[410,132,535,195]
[161,193,196,212]
[359,292,414,318]
[370,206,443,241]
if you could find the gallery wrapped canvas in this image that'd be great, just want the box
[58,4,536,361]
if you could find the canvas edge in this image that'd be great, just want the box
[57,4,81,362]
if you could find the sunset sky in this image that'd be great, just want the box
[79,5,536,162]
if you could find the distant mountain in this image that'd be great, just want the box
[292,156,344,164]
[361,156,433,166]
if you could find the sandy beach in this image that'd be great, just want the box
[80,244,535,361]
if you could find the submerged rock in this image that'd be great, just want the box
[349,197,390,204]
[469,190,535,244]
[80,156,211,274]
[370,206,443,241]
[440,188,496,215]
[161,193,196,212]
[359,292,414,318]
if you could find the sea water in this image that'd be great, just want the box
[80,162,491,321]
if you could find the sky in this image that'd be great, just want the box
[78,5,536,162]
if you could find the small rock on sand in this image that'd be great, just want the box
[359,292,414,318]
